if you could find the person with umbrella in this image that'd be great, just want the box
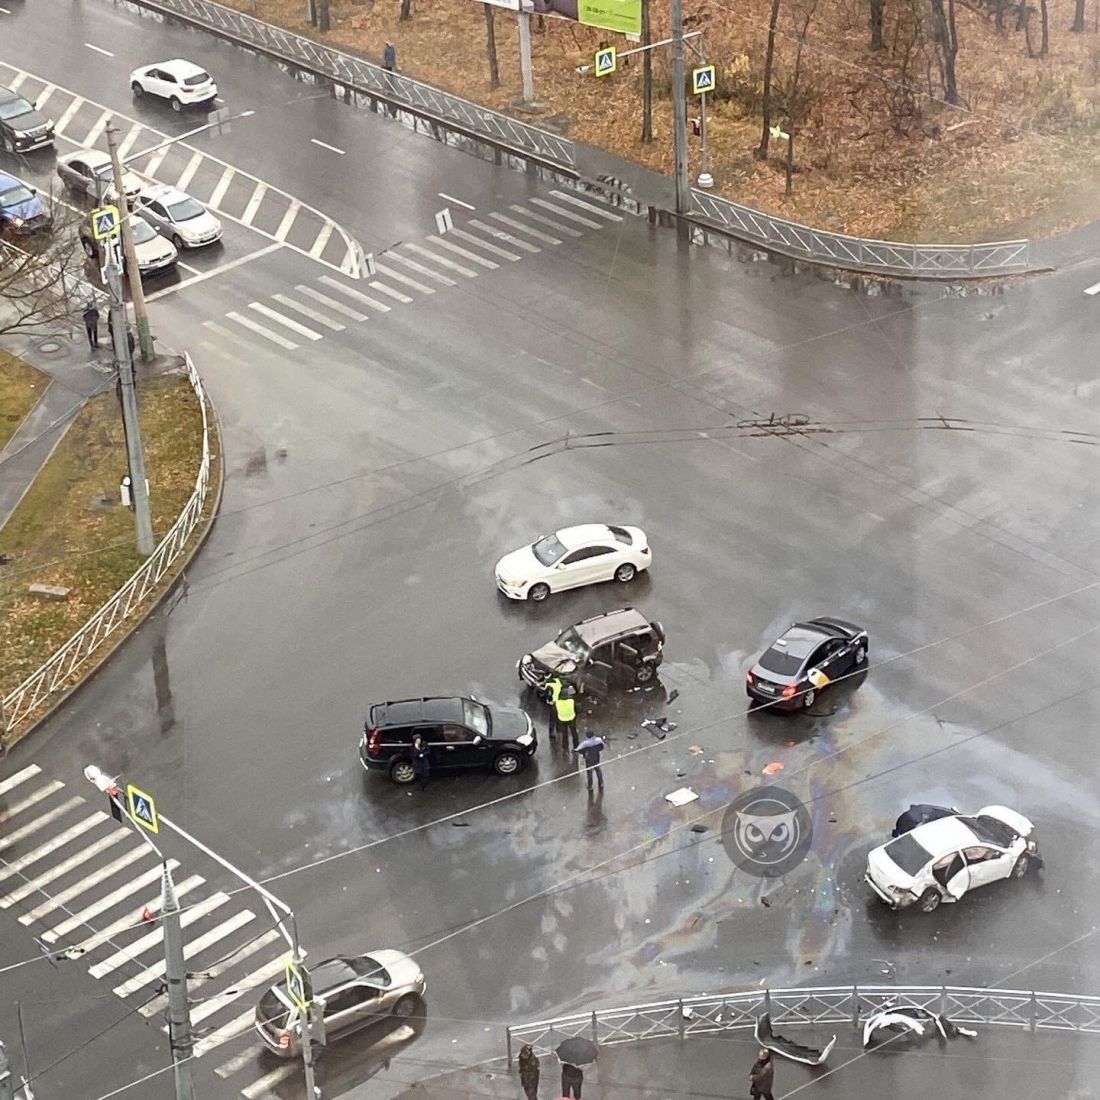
[517,1043,540,1099]
[555,1037,597,1099]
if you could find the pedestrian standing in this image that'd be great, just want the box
[382,42,398,117]
[749,1048,775,1100]
[554,683,577,750]
[411,732,431,790]
[544,676,563,740]
[82,303,100,349]
[575,731,606,792]
[560,1061,583,1099]
[517,1044,540,1100]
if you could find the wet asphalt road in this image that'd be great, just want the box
[2,1,1100,1096]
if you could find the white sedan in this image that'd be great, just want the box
[865,805,1040,914]
[130,60,217,111]
[495,524,651,602]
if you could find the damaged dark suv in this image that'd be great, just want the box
[517,607,665,697]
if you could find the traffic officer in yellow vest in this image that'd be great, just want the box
[554,683,578,750]
[544,676,564,740]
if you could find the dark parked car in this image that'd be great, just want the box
[518,606,665,697]
[891,803,960,838]
[0,171,50,235]
[359,696,536,784]
[746,617,868,711]
[0,86,54,153]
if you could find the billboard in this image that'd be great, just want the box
[531,0,641,36]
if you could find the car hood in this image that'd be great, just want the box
[527,640,581,675]
[134,235,178,265]
[1,194,46,220]
[976,805,1034,838]
[8,106,49,133]
[495,545,540,580]
[866,845,917,890]
[177,211,220,234]
[368,949,424,990]
[490,706,532,740]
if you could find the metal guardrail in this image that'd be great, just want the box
[1,352,212,738]
[689,190,1031,276]
[505,984,1100,1063]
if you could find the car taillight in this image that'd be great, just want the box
[367,729,381,756]
[277,1032,291,1048]
[781,685,798,698]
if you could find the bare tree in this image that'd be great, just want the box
[776,0,820,195]
[641,0,653,143]
[928,0,960,104]
[0,230,89,341]
[484,3,500,89]
[757,0,783,158]
[870,0,886,49]
[1070,0,1086,31]
[1038,0,1049,52]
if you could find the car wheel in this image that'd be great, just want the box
[918,887,941,913]
[131,81,144,97]
[389,760,416,785]
[1012,853,1030,879]
[802,688,816,709]
[854,642,868,665]
[393,994,421,1018]
[635,664,655,684]
[528,582,550,602]
[614,562,636,583]
[170,96,183,112]
[171,234,185,250]
[493,751,521,776]
[81,237,96,258]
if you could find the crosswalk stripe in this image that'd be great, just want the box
[426,234,499,269]
[175,151,204,193]
[509,203,581,237]
[193,1007,253,1058]
[449,226,519,260]
[82,109,113,148]
[116,124,144,161]
[224,311,298,350]
[316,275,392,313]
[365,280,412,304]
[0,764,40,797]
[274,199,301,242]
[530,196,601,228]
[240,183,269,226]
[33,84,57,110]
[53,96,86,135]
[272,293,345,331]
[387,251,455,286]
[295,284,367,321]
[14,837,142,918]
[488,211,560,245]
[114,909,256,996]
[550,188,624,221]
[374,263,435,295]
[143,145,170,178]
[7,73,26,90]
[212,1046,258,1077]
[188,951,286,1027]
[469,218,539,253]
[248,301,324,341]
[309,222,334,260]
[0,780,65,828]
[70,874,204,950]
[0,813,105,883]
[242,1063,297,1097]
[87,891,229,978]
[42,859,182,943]
[208,167,236,210]
[402,242,477,278]
[0,796,84,854]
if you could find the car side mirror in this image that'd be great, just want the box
[472,735,483,746]
[30,187,36,196]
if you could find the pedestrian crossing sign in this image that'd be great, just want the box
[595,46,617,77]
[285,958,310,1013]
[91,205,121,241]
[126,784,159,834]
[692,65,716,95]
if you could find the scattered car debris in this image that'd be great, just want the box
[665,787,699,807]
[667,689,680,703]
[862,1003,977,1048]
[762,761,785,776]
[690,824,707,833]
[754,1013,836,1065]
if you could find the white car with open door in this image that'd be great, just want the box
[495,524,651,602]
[866,805,1040,913]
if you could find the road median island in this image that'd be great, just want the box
[0,359,221,738]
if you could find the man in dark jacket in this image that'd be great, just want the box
[749,1048,775,1100]
[560,1061,583,1098]
[517,1044,539,1100]
[575,731,605,792]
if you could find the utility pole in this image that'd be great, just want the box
[106,124,154,362]
[670,0,691,237]
[161,868,195,1100]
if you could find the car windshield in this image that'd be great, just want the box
[166,197,205,222]
[532,533,567,566]
[183,71,212,86]
[349,955,393,988]
[0,97,32,121]
[462,699,490,736]
[555,627,590,661]
[757,644,804,676]
[969,815,1017,846]
[130,217,156,244]
[0,184,34,208]
[884,833,933,877]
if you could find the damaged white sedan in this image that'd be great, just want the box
[865,805,1041,913]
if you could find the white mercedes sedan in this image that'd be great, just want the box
[495,524,651,602]
[865,805,1040,914]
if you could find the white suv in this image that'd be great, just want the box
[130,60,217,111]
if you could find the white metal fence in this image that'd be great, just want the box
[505,984,1100,1063]
[1,353,212,740]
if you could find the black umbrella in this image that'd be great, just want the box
[555,1037,598,1066]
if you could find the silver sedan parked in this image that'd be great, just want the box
[57,149,144,204]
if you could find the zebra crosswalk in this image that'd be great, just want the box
[197,189,627,360]
[0,763,307,1097]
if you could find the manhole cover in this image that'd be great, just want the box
[38,341,62,354]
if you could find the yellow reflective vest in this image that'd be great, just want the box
[554,693,576,722]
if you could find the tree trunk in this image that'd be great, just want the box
[757,0,782,159]
[641,0,653,142]
[1039,0,1049,52]
[317,0,330,30]
[994,0,1005,31]
[870,0,885,49]
[929,0,960,105]
[484,4,500,88]
[399,0,412,20]
[1070,0,1086,30]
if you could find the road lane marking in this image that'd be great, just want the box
[489,211,560,245]
[550,188,624,221]
[308,221,334,259]
[174,150,204,193]
[144,242,283,301]
[193,1008,253,1058]
[0,796,83,853]
[374,263,435,294]
[530,196,601,227]
[297,284,367,321]
[84,43,114,57]
[365,279,412,304]
[82,109,113,148]
[0,780,64,829]
[54,96,86,136]
[14,838,141,919]
[403,241,477,278]
[0,7,13,14]
[213,1047,258,1077]
[317,275,391,312]
[249,301,323,340]
[186,951,285,1026]
[76,875,204,947]
[439,191,475,210]
[242,1064,297,1097]
[142,144,170,177]
[310,137,345,155]
[1085,281,1100,296]
[0,814,106,883]
[386,251,456,286]
[449,226,520,260]
[426,233,498,269]
[7,71,24,89]
[177,261,201,276]
[207,166,236,209]
[225,310,299,349]
[34,84,56,110]
[274,198,300,242]
[115,123,144,160]
[469,218,539,253]
[272,293,345,330]
[509,202,581,236]
[240,182,269,226]
[0,764,40,796]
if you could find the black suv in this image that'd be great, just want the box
[518,607,665,697]
[359,697,537,784]
[0,86,55,154]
